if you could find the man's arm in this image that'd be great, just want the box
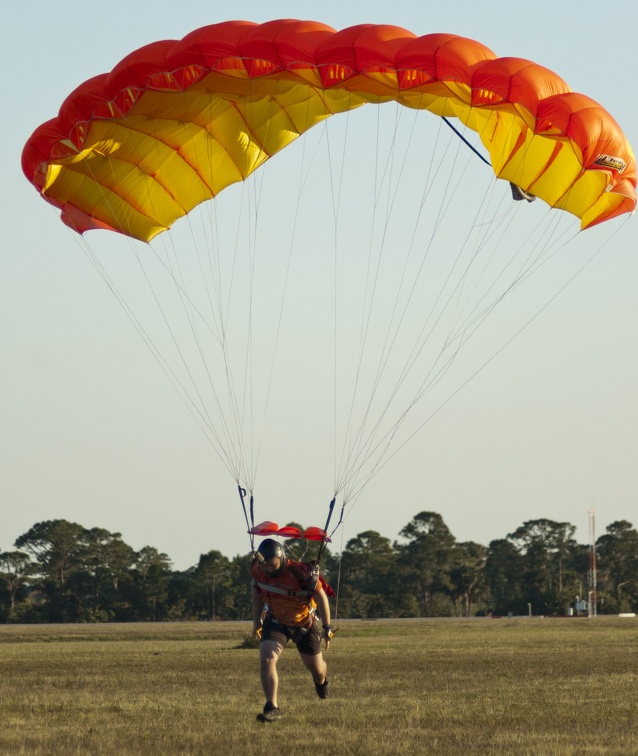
[314,587,333,650]
[314,586,331,626]
[252,586,265,637]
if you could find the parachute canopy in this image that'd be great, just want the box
[249,522,331,542]
[20,21,637,541]
[22,19,635,236]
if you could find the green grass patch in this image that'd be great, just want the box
[0,618,636,754]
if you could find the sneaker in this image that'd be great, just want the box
[256,702,281,723]
[314,678,329,699]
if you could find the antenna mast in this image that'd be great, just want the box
[588,509,597,617]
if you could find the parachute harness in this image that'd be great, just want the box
[249,495,343,634]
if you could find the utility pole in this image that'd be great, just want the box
[588,509,597,617]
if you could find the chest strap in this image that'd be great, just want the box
[253,579,314,598]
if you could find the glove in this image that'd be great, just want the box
[321,624,335,647]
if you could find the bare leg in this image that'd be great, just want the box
[260,640,283,707]
[299,651,327,685]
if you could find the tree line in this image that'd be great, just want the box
[1,512,637,623]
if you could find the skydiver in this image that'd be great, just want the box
[251,538,334,723]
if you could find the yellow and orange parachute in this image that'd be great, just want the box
[22,19,635,238]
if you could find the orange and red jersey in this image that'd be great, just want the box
[251,559,319,628]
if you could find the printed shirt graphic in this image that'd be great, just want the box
[251,559,318,627]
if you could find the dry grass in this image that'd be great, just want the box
[0,617,636,754]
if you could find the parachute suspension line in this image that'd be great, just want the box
[336,112,451,492]
[71,231,241,480]
[166,100,251,483]
[341,211,581,503]
[242,173,257,487]
[337,104,446,496]
[442,117,491,167]
[336,111,467,499]
[152,223,232,426]
[332,105,392,496]
[90,109,250,486]
[435,118,577,352]
[325,99,423,501]
[81,152,139,240]
[131,245,221,430]
[218,87,264,489]
[377,148,506,439]
[332,120,339,491]
[432,123,556,339]
[451,214,578,360]
[72,153,247,478]
[75,81,610,538]
[222,182,258,486]
[420,178,515,390]
[344,110,450,418]
[338,214,514,500]
[353,119,472,442]
[511,176,580,280]
[334,102,404,494]
[236,79,294,491]
[345,219,615,503]
[161,114,223,337]
[143,244,223,344]
[324,94,354,495]
[332,526,346,624]
[333,115,570,503]
[235,86,281,488]
[249,87,316,487]
[83,124,250,480]
[150,228,247,482]
[182,196,230,345]
[452,205,550,342]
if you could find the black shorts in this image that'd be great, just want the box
[261,615,322,656]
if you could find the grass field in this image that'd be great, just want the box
[0,617,636,754]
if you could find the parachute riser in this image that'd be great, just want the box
[316,495,346,565]
[315,497,335,565]
[238,485,256,552]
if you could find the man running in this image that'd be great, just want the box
[251,538,333,722]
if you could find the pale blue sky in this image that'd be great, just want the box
[2,1,637,569]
